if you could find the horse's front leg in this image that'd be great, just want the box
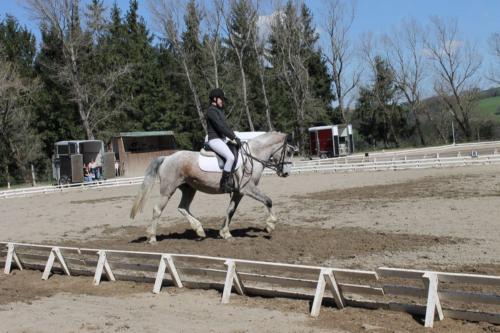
[219,192,243,239]
[241,186,277,234]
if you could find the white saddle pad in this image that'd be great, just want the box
[198,151,243,172]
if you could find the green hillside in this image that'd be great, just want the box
[474,96,500,121]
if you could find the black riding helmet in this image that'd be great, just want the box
[209,88,227,103]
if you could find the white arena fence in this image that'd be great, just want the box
[2,241,500,328]
[294,140,500,165]
[2,154,500,199]
[286,154,500,173]
[0,176,144,199]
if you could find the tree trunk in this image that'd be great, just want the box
[337,96,345,123]
[253,40,273,131]
[413,110,426,146]
[239,61,254,131]
[211,51,219,88]
[4,164,10,189]
[68,44,95,140]
[78,99,94,140]
[258,69,273,131]
[182,57,207,134]
[240,61,255,132]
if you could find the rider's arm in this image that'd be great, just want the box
[207,108,236,140]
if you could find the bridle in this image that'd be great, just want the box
[240,139,294,176]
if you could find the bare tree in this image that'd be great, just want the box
[383,19,427,145]
[271,2,312,151]
[202,0,223,88]
[25,0,130,139]
[220,0,257,131]
[424,17,482,140]
[0,59,41,182]
[252,5,273,131]
[150,0,207,133]
[488,32,500,85]
[323,0,361,122]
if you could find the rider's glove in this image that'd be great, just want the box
[235,137,242,147]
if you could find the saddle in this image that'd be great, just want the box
[198,143,242,173]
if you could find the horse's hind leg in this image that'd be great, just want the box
[147,194,171,244]
[177,185,206,238]
[219,192,243,239]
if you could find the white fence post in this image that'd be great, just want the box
[93,250,115,285]
[221,260,245,304]
[42,247,71,280]
[311,268,345,317]
[423,272,444,328]
[153,254,183,294]
[4,243,23,274]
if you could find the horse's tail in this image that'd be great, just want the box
[130,156,165,219]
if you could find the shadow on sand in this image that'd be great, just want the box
[130,226,271,243]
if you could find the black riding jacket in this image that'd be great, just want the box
[205,105,236,141]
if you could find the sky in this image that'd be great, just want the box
[1,0,499,90]
[2,0,498,45]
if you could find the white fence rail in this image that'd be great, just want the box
[2,154,500,199]
[2,241,500,328]
[287,154,500,174]
[0,177,144,199]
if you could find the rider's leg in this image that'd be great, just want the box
[207,138,235,172]
[207,138,235,192]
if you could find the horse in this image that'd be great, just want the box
[129,131,295,243]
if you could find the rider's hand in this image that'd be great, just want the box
[235,137,242,147]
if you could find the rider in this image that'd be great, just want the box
[205,88,241,193]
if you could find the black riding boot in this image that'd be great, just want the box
[220,171,234,193]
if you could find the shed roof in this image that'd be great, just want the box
[55,140,103,145]
[117,131,175,137]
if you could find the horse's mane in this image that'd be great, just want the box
[248,131,285,146]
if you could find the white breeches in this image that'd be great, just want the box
[207,138,235,172]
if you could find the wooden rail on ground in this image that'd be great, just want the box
[1,242,499,328]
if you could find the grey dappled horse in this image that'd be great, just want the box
[130,132,294,243]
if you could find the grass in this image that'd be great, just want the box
[474,96,500,121]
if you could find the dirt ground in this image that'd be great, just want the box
[1,164,500,332]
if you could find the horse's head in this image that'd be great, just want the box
[268,133,297,177]
[246,132,297,177]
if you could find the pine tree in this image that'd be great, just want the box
[0,16,42,183]
[354,56,411,147]
[268,1,334,152]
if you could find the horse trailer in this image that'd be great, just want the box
[308,124,354,158]
[52,140,115,184]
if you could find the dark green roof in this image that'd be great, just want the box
[117,131,174,137]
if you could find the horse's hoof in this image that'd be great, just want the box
[265,222,275,233]
[149,237,157,244]
[219,229,232,239]
[196,227,206,238]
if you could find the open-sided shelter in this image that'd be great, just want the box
[112,131,177,176]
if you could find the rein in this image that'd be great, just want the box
[237,139,292,189]
[242,139,292,173]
